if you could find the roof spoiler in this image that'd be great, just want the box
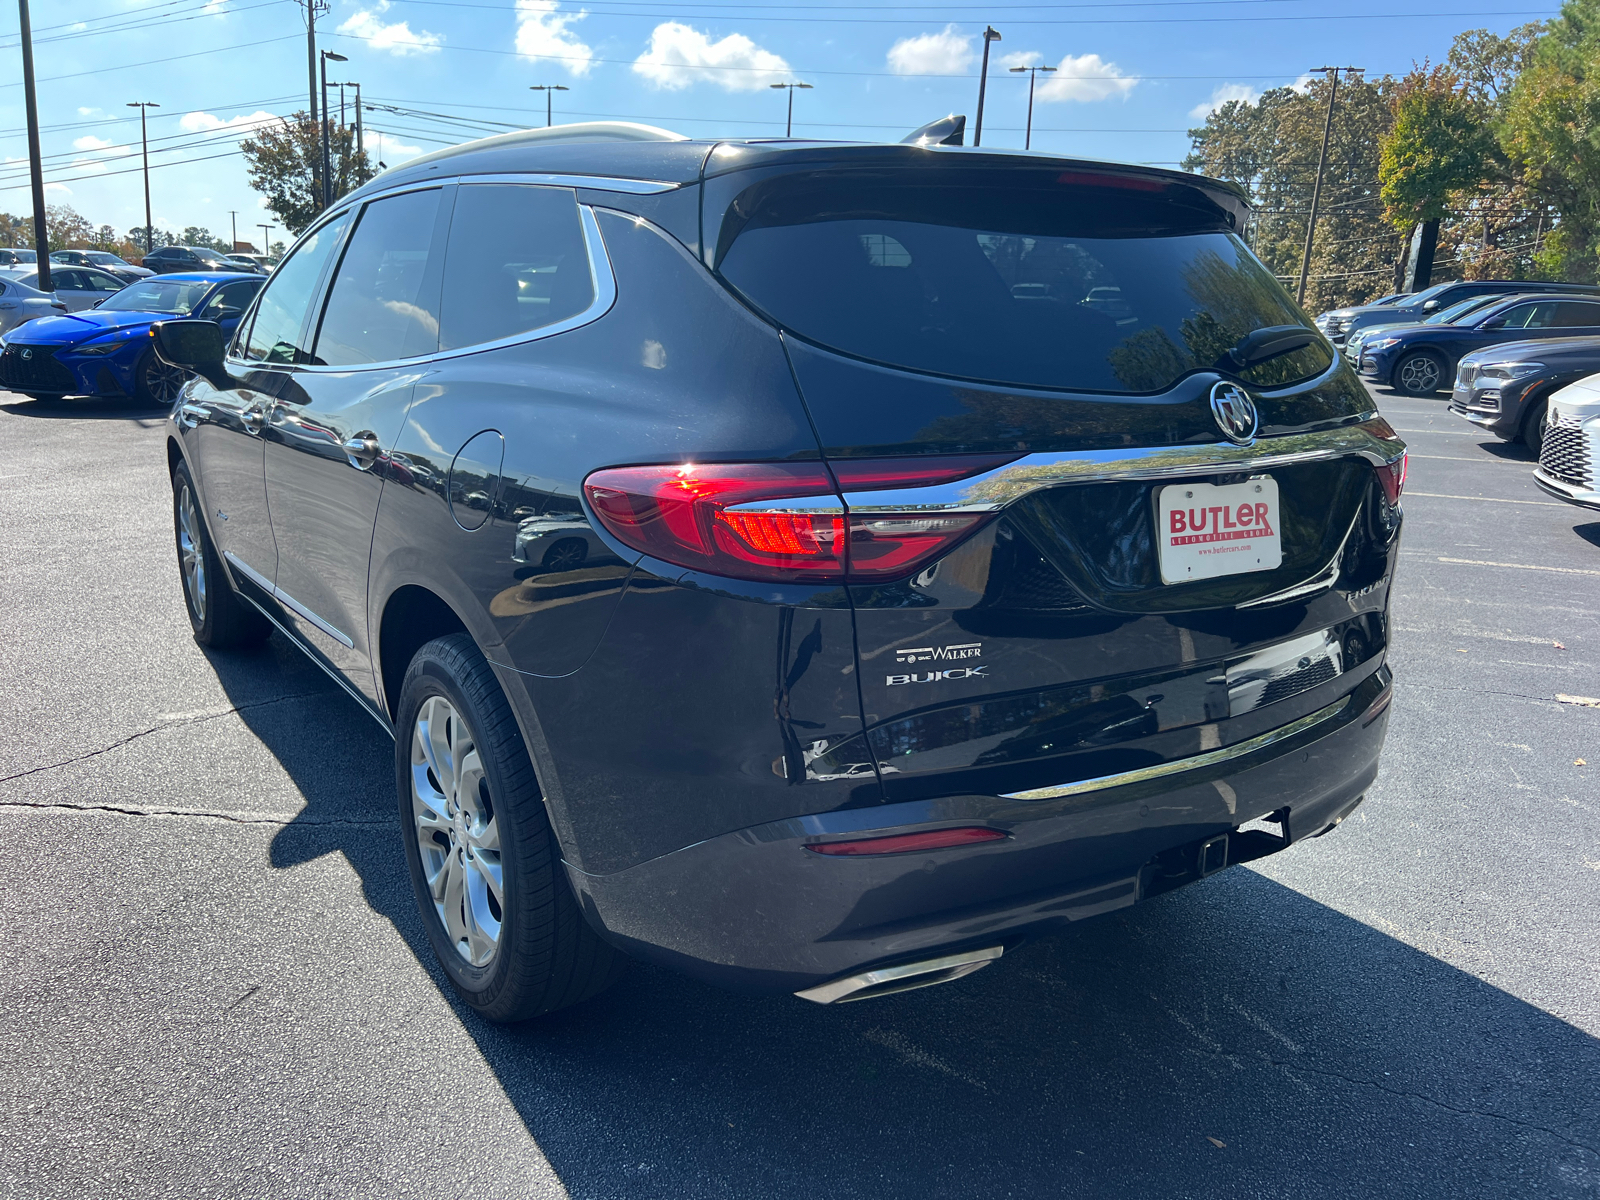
[902,115,966,147]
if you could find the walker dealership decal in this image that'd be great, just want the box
[888,642,986,685]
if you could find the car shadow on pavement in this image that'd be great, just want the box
[1571,523,1600,551]
[208,636,1600,1200]
[1475,439,1535,462]
[1,395,167,422]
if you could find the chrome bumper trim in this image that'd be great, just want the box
[1534,469,1600,511]
[794,946,1004,1005]
[1002,695,1353,801]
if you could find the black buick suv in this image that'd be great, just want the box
[156,126,1405,1019]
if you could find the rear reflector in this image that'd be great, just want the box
[805,827,1008,856]
[583,454,1017,584]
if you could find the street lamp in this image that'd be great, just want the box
[127,102,160,254]
[1008,64,1056,150]
[228,210,239,252]
[973,26,1002,147]
[319,50,347,208]
[260,224,276,261]
[769,81,812,138]
[529,84,569,128]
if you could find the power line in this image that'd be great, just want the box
[0,32,303,89]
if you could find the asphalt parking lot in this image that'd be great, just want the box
[1,381,1596,1200]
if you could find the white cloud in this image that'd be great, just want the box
[338,0,442,56]
[1034,54,1137,103]
[72,135,127,154]
[178,109,283,136]
[886,25,974,76]
[633,22,790,91]
[515,0,593,76]
[44,183,71,195]
[76,106,100,117]
[1189,83,1261,121]
[1290,73,1315,94]
[998,51,1042,71]
[369,132,424,165]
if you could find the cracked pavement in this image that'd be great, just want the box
[1,385,1597,1200]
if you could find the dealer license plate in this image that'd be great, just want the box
[1157,477,1283,585]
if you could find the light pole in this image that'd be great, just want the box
[228,210,238,252]
[298,0,327,202]
[769,81,812,138]
[319,50,347,208]
[353,82,364,176]
[18,0,52,292]
[260,224,275,259]
[1296,66,1361,305]
[973,26,1002,147]
[1008,64,1056,150]
[529,84,569,128]
[127,101,160,254]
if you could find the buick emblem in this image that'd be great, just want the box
[1209,381,1258,445]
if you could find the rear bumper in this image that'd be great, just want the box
[567,667,1392,997]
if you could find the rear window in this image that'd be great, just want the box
[715,168,1329,393]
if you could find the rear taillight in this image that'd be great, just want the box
[583,454,1017,584]
[1377,452,1407,505]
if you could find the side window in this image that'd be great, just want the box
[1504,302,1560,329]
[437,184,594,352]
[312,187,442,366]
[200,280,259,320]
[1554,301,1600,327]
[243,211,352,364]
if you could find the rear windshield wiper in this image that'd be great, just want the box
[1217,325,1318,371]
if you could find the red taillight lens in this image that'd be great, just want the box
[805,827,1008,856]
[1363,417,1407,505]
[583,454,1017,584]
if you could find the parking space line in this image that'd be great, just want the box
[1388,428,1487,435]
[1435,557,1600,577]
[1405,492,1567,507]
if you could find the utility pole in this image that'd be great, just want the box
[1009,63,1056,150]
[353,82,364,177]
[260,223,275,259]
[127,102,159,255]
[320,50,347,207]
[17,0,52,292]
[1296,65,1361,306]
[973,26,1002,147]
[769,81,813,137]
[529,84,569,128]
[300,1,327,204]
[228,210,238,251]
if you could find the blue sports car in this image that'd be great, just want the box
[0,272,263,403]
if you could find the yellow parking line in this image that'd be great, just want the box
[1434,557,1600,577]
[1405,492,1567,507]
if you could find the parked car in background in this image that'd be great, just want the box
[1316,292,1412,342]
[155,127,1404,1022]
[1322,279,1600,348]
[2,265,128,312]
[1450,337,1600,455]
[224,253,274,274]
[1357,294,1600,395]
[0,273,69,336]
[50,249,153,283]
[0,272,261,403]
[1343,292,1514,365]
[1535,372,1600,511]
[0,248,38,267]
[141,245,255,275]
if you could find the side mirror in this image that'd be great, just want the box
[1481,317,1506,330]
[91,299,104,309]
[1421,300,1439,311]
[150,319,225,376]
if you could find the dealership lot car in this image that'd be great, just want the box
[157,126,1405,1019]
[1451,336,1600,456]
[1321,278,1600,349]
[0,272,261,402]
[0,272,68,336]
[1535,371,1600,510]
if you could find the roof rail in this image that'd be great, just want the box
[396,121,688,174]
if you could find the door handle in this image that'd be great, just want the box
[178,403,207,428]
[343,431,381,470]
[240,405,266,435]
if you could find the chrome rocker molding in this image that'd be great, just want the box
[223,550,354,648]
[1002,695,1351,801]
[795,945,1005,1005]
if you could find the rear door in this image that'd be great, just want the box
[50,269,96,312]
[710,160,1399,803]
[261,184,449,705]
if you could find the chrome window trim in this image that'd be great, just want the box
[223,201,617,376]
[731,419,1404,516]
[457,172,680,195]
[1001,695,1351,801]
[224,550,355,648]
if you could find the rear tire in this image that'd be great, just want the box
[1521,393,1550,457]
[172,461,271,649]
[395,634,626,1022]
[1392,350,1447,396]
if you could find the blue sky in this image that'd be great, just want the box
[0,0,1559,251]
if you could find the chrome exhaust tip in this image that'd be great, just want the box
[794,946,1004,1005]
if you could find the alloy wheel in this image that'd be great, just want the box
[144,357,189,404]
[1398,354,1440,394]
[176,482,207,623]
[410,695,504,967]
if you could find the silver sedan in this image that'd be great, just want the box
[0,273,68,336]
[1,265,127,312]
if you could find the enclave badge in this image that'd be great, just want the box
[1209,381,1259,445]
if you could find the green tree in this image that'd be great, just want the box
[1379,66,1496,230]
[1502,0,1600,279]
[241,112,372,236]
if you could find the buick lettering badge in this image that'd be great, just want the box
[1209,381,1259,445]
